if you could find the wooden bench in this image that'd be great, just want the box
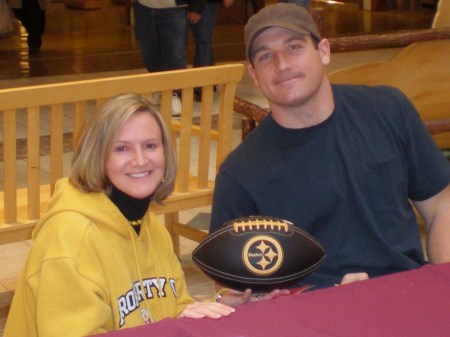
[0,64,245,256]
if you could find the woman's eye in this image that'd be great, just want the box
[115,145,127,152]
[145,143,158,150]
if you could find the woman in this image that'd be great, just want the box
[4,93,235,337]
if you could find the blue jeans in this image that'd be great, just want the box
[133,3,188,72]
[278,0,311,10]
[190,2,219,68]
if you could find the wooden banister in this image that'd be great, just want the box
[328,27,450,53]
[234,96,450,143]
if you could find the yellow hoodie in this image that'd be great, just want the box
[4,178,194,337]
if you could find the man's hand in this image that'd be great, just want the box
[187,11,201,24]
[340,272,369,285]
[222,0,234,7]
[218,288,290,306]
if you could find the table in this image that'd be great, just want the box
[96,263,450,337]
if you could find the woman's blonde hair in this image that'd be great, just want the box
[70,93,177,204]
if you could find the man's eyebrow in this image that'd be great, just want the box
[285,34,308,43]
[252,45,269,59]
[251,34,308,59]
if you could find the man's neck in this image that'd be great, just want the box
[270,80,334,129]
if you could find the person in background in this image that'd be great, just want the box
[133,0,204,115]
[8,0,50,54]
[4,93,241,337]
[210,4,450,290]
[279,0,311,10]
[190,0,234,101]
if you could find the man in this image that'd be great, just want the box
[210,3,450,289]
[190,0,234,101]
[190,0,234,70]
[133,0,204,73]
[133,0,205,115]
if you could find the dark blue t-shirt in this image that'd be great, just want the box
[210,84,450,289]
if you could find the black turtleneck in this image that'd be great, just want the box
[108,185,152,235]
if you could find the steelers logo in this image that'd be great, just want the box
[242,235,283,276]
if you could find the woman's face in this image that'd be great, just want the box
[105,111,166,199]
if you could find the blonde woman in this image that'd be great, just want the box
[4,93,235,337]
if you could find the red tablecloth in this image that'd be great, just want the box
[95,263,450,337]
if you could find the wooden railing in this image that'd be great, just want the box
[328,27,450,53]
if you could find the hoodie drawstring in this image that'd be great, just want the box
[145,226,167,318]
[130,229,155,323]
[128,224,168,323]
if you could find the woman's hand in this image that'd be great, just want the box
[218,288,291,307]
[178,301,235,319]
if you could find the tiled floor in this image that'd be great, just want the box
[0,0,435,82]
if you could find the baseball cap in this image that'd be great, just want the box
[245,3,322,61]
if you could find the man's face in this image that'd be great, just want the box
[248,26,330,110]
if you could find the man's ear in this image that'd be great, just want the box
[318,38,331,66]
[247,63,260,89]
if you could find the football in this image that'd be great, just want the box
[192,216,326,292]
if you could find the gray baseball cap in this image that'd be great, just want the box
[245,3,322,61]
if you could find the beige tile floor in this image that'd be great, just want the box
[0,47,404,335]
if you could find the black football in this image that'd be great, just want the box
[192,216,326,292]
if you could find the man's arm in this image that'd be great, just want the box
[413,183,450,264]
[337,181,450,283]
